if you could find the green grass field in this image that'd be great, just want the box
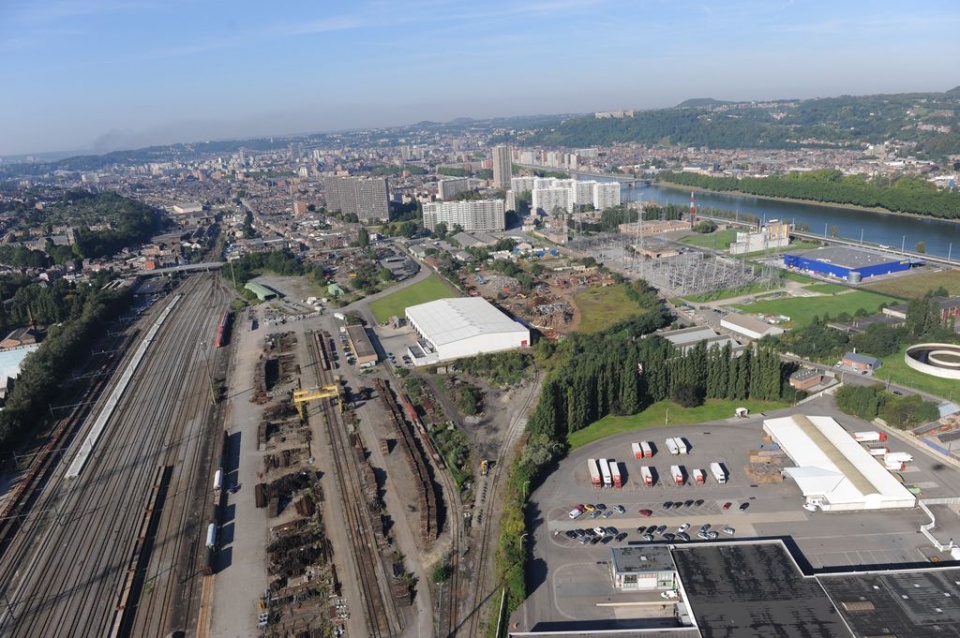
[369,275,458,323]
[733,290,897,327]
[574,285,648,333]
[805,283,849,294]
[683,281,782,303]
[873,348,960,402]
[864,269,960,299]
[679,229,737,250]
[568,399,789,449]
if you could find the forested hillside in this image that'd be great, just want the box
[520,87,960,158]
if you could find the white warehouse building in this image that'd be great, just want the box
[405,298,530,365]
[763,415,916,511]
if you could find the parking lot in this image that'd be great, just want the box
[515,394,960,631]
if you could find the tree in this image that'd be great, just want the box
[357,226,370,247]
[916,240,926,253]
[452,223,464,235]
[434,221,448,240]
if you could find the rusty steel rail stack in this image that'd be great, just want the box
[374,379,439,541]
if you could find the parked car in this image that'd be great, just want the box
[723,502,733,510]
[643,533,655,542]
[678,523,690,533]
[614,505,626,514]
[605,527,619,535]
[638,509,653,517]
[655,525,667,534]
[615,532,628,542]
[677,532,691,542]
[721,526,736,535]
[663,501,674,509]
[739,502,750,511]
[662,533,676,541]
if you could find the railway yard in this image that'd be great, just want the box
[0,267,539,637]
[0,272,232,637]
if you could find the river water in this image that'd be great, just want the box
[605,180,960,261]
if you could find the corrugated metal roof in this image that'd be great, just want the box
[406,298,527,347]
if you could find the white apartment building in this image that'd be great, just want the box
[528,177,620,215]
[437,177,475,200]
[422,200,505,232]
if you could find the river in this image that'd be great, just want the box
[582,178,960,261]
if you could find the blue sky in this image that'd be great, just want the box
[1,0,957,156]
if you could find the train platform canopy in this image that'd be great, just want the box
[764,415,916,511]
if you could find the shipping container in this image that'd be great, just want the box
[854,431,887,443]
[632,442,644,459]
[710,462,727,484]
[640,466,654,487]
[610,461,623,489]
[641,441,653,458]
[588,458,602,488]
[599,458,612,488]
[670,465,684,486]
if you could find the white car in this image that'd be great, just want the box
[678,523,690,533]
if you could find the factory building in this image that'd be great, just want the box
[783,246,919,283]
[405,298,529,366]
[764,415,917,511]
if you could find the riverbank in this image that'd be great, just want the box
[655,178,960,225]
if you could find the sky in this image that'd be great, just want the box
[1,0,958,157]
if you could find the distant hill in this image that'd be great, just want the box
[517,88,960,159]
[675,98,733,108]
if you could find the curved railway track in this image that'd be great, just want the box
[456,370,540,638]
[0,273,230,638]
[309,332,401,637]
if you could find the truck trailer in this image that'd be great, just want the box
[866,444,889,457]
[640,466,654,487]
[674,437,689,455]
[692,468,705,485]
[710,462,727,484]
[854,431,887,443]
[665,438,680,455]
[599,458,612,488]
[588,458,602,488]
[640,441,653,458]
[885,452,914,463]
[632,442,644,459]
[670,465,684,486]
[610,461,623,488]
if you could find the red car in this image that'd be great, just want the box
[723,502,733,510]
[638,509,653,517]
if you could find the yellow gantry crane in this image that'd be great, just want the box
[292,383,343,419]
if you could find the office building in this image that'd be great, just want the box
[492,145,512,189]
[322,176,390,221]
[422,200,505,232]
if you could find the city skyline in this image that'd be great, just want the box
[1,0,958,157]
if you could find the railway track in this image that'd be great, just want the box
[456,370,540,638]
[308,332,401,637]
[0,274,229,638]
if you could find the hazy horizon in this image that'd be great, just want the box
[2,0,958,157]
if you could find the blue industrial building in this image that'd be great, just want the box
[783,246,920,283]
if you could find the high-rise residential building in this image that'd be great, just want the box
[532,188,571,216]
[510,176,537,193]
[528,177,620,214]
[423,200,505,232]
[437,177,474,200]
[492,145,512,189]
[323,176,390,221]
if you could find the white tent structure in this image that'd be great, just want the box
[764,415,916,511]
